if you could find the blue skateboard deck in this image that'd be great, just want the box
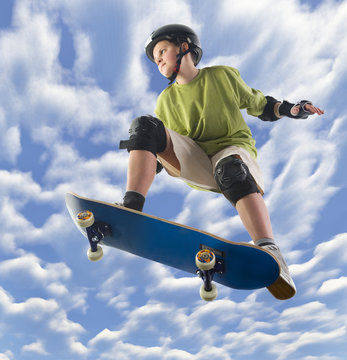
[65,192,280,298]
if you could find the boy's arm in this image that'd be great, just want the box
[259,96,324,121]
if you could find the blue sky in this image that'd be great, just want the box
[0,0,346,359]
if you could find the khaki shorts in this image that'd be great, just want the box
[158,129,265,194]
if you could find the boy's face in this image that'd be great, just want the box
[153,40,179,78]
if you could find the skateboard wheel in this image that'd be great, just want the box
[76,210,95,228]
[195,249,216,271]
[200,283,217,301]
[87,245,103,261]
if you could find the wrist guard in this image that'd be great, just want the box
[258,96,281,122]
[279,100,313,119]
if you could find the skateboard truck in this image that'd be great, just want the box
[76,210,112,262]
[195,249,224,301]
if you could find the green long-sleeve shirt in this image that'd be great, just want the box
[154,65,267,158]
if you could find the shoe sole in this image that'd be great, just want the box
[267,274,296,300]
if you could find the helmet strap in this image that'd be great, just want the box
[167,46,192,84]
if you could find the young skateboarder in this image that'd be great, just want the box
[119,24,324,299]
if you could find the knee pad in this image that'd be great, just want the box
[119,115,167,157]
[214,156,260,206]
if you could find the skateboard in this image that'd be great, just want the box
[65,192,280,301]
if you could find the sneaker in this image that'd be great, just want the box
[114,200,143,212]
[259,243,296,300]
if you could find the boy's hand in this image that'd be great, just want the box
[292,102,325,116]
[278,100,325,119]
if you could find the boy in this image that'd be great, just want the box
[119,24,324,300]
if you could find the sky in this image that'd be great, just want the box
[0,0,346,359]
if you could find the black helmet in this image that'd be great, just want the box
[145,24,202,65]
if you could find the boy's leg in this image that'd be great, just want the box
[236,193,296,300]
[124,129,179,210]
[126,129,179,195]
[126,150,157,197]
[213,153,296,300]
[235,192,273,242]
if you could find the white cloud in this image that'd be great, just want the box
[314,233,347,263]
[0,251,88,314]
[88,291,276,358]
[0,253,71,283]
[3,0,61,82]
[0,170,43,201]
[149,272,201,294]
[46,282,69,296]
[68,336,89,356]
[0,351,13,360]
[0,0,133,153]
[88,328,122,347]
[98,340,164,359]
[278,301,337,327]
[318,277,347,296]
[292,233,347,276]
[96,269,136,310]
[72,31,93,81]
[22,340,48,355]
[173,190,245,239]
[222,325,347,360]
[215,0,347,102]
[272,326,347,360]
[0,286,58,320]
[0,126,21,164]
[48,309,85,334]
[28,80,118,134]
[288,233,347,298]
